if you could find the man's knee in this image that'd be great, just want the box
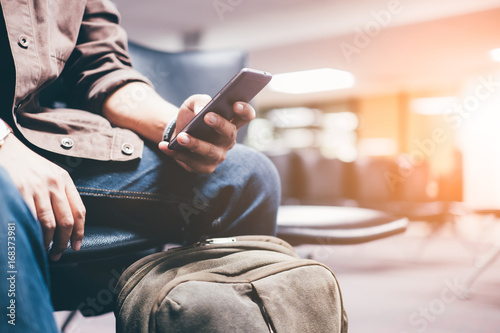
[0,166,22,213]
[228,144,281,198]
[0,166,38,233]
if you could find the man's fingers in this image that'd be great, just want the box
[160,134,224,174]
[203,103,255,134]
[31,173,84,260]
[66,183,86,251]
[204,112,237,146]
[178,134,224,162]
[49,188,75,261]
[159,97,253,174]
[33,192,57,251]
[231,102,256,129]
[181,94,212,115]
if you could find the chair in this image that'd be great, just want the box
[351,155,462,228]
[127,43,249,142]
[45,41,246,329]
[462,209,500,296]
[291,148,357,207]
[351,155,401,212]
[264,148,302,205]
[390,156,459,225]
[265,149,409,247]
[277,205,408,246]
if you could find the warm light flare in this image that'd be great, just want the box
[490,48,500,62]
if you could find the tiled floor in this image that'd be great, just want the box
[54,310,115,332]
[55,213,500,332]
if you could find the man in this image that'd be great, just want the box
[0,0,280,331]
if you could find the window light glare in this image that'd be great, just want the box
[490,48,500,62]
[268,68,355,94]
[322,112,358,131]
[359,138,397,156]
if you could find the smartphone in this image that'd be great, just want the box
[168,68,272,150]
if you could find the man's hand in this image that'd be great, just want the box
[102,84,255,173]
[0,135,85,261]
[158,94,256,173]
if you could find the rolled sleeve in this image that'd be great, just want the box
[62,0,152,114]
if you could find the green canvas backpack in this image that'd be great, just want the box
[114,235,348,333]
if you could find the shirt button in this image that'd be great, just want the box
[61,138,74,149]
[18,35,29,49]
[121,143,134,155]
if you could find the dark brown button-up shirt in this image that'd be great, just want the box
[0,0,151,161]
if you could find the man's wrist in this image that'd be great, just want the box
[0,120,12,148]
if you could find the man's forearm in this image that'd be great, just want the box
[102,82,179,143]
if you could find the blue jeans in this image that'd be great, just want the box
[0,167,59,333]
[69,143,280,243]
[0,143,280,332]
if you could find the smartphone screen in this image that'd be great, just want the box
[168,68,272,151]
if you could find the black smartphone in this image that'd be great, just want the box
[168,68,272,151]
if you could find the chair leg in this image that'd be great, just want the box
[60,310,78,333]
[464,239,500,297]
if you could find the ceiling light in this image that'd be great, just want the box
[268,68,355,94]
[490,48,500,62]
[410,96,458,115]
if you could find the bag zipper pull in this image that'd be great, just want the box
[203,237,237,245]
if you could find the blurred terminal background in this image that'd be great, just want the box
[114,0,500,218]
[56,3,500,330]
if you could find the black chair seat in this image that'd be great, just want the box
[277,205,408,245]
[50,226,168,315]
[52,225,168,264]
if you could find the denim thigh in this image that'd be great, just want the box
[54,143,280,243]
[0,167,58,333]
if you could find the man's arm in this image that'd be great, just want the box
[62,0,153,114]
[102,82,178,143]
[63,0,255,172]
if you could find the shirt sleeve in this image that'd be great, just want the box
[62,0,152,114]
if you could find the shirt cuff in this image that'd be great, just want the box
[84,68,153,114]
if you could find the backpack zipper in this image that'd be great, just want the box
[249,284,276,333]
[202,237,236,245]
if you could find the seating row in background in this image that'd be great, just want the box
[265,148,464,223]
